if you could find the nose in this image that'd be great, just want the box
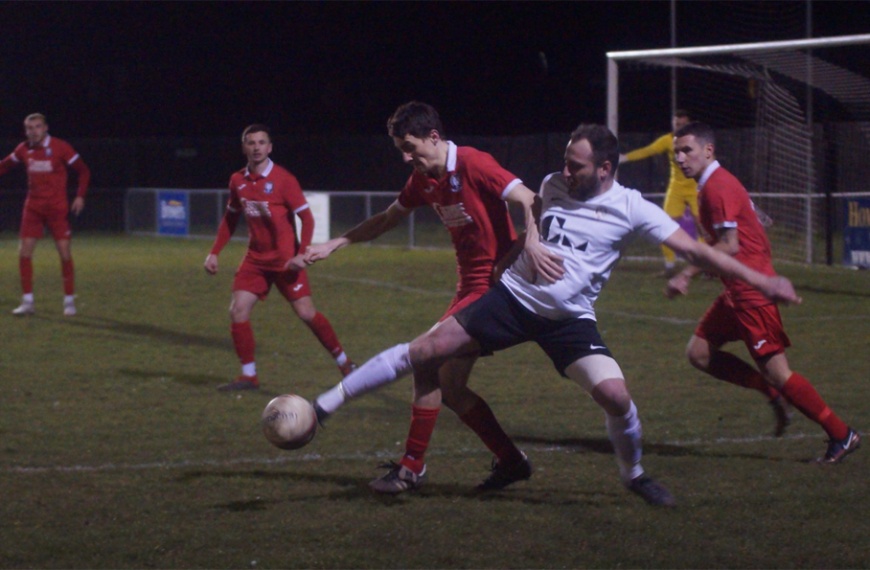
[402,152,414,164]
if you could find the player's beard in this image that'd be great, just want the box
[567,174,601,201]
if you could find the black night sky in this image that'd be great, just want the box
[2,1,868,140]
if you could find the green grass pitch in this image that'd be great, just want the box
[0,234,867,569]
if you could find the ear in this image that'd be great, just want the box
[428,129,441,144]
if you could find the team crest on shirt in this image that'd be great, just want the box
[449,174,462,193]
[264,182,274,194]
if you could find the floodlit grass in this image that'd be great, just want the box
[0,234,867,569]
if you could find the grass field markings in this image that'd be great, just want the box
[3,432,818,475]
[319,274,869,324]
[319,274,454,297]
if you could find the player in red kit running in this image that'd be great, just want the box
[668,121,860,463]
[204,124,355,391]
[0,113,91,316]
[306,102,559,493]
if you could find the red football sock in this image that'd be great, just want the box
[780,372,849,440]
[61,259,75,296]
[459,396,525,466]
[305,312,344,358]
[19,257,33,295]
[400,405,440,474]
[707,351,780,400]
[231,321,256,365]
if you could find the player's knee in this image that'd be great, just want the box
[591,379,632,416]
[686,338,710,370]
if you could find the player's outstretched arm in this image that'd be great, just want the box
[304,200,409,264]
[664,228,801,305]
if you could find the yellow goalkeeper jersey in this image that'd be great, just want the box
[624,132,697,196]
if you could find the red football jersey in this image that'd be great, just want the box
[397,142,519,295]
[698,164,776,309]
[226,160,310,271]
[0,135,90,209]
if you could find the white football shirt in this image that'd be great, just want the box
[501,173,679,321]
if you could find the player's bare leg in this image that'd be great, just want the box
[568,356,675,507]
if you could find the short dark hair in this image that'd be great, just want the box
[241,124,271,142]
[674,121,715,146]
[674,108,691,120]
[387,101,444,139]
[569,123,619,171]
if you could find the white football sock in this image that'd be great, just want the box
[22,293,34,304]
[316,343,412,414]
[241,362,256,377]
[605,400,644,483]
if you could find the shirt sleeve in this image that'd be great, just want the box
[624,133,672,162]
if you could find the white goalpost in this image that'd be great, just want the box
[607,34,870,265]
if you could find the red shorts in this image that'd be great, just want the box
[233,262,311,302]
[695,294,791,361]
[20,204,71,241]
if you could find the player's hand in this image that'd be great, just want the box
[665,273,691,298]
[284,254,307,272]
[203,254,219,275]
[525,239,565,284]
[304,242,336,264]
[763,275,802,306]
[71,197,85,216]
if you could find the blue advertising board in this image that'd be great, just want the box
[157,191,189,236]
[844,198,870,267]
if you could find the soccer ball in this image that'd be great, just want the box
[261,394,318,450]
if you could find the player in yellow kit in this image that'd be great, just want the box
[620,110,699,276]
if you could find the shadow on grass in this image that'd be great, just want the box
[513,434,788,463]
[64,315,229,350]
[176,468,606,507]
[792,283,870,298]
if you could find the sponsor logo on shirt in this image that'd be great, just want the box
[242,199,272,218]
[27,159,53,173]
[432,202,473,228]
[542,215,588,251]
[238,183,247,190]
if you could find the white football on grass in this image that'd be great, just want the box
[261,394,317,450]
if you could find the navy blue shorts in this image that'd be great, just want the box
[454,282,613,377]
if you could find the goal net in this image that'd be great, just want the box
[608,34,870,264]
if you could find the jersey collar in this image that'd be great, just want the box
[245,158,274,180]
[445,141,458,174]
[697,160,721,191]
